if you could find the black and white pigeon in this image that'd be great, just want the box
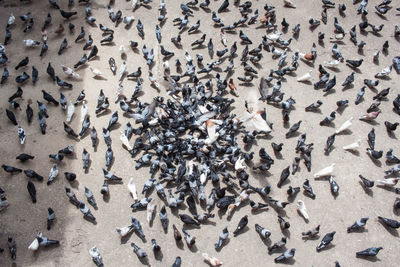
[274,248,296,263]
[347,217,369,232]
[316,231,336,252]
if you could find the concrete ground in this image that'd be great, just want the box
[0,0,399,266]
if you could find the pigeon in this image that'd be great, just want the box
[63,122,79,138]
[285,121,302,138]
[2,165,22,174]
[27,181,37,203]
[316,231,336,252]
[233,215,248,236]
[42,90,59,105]
[75,27,85,43]
[8,237,16,260]
[159,205,168,232]
[378,216,400,228]
[302,225,320,238]
[79,201,96,222]
[277,166,290,188]
[366,148,383,160]
[89,246,103,267]
[355,86,365,105]
[102,168,122,182]
[65,187,80,207]
[386,149,400,164]
[84,186,97,208]
[346,59,363,68]
[16,153,34,161]
[47,164,58,185]
[179,214,199,226]
[215,226,229,249]
[47,208,55,230]
[6,109,18,125]
[342,72,355,87]
[278,215,290,230]
[182,229,196,246]
[305,100,323,112]
[356,247,383,257]
[268,237,287,252]
[15,57,29,70]
[1,68,9,84]
[58,38,68,55]
[218,0,229,13]
[274,249,296,263]
[303,179,316,199]
[347,217,369,232]
[60,9,77,20]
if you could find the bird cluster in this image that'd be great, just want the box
[1,0,400,266]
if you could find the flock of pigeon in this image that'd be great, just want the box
[1,0,400,266]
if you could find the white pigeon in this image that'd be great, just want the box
[272,47,285,57]
[283,0,296,8]
[184,51,192,62]
[80,101,88,122]
[132,0,139,10]
[115,84,125,103]
[120,131,132,150]
[127,178,138,200]
[8,13,15,26]
[235,156,246,171]
[162,61,170,71]
[123,16,135,26]
[205,119,220,145]
[148,70,160,88]
[116,225,134,238]
[120,45,126,56]
[18,126,26,145]
[376,178,400,187]
[373,50,380,61]
[202,253,223,267]
[335,117,353,134]
[220,30,227,47]
[297,70,312,82]
[241,87,272,133]
[314,163,335,178]
[324,60,340,67]
[28,235,40,251]
[119,61,127,81]
[375,65,392,78]
[67,101,75,122]
[297,200,309,220]
[343,139,361,151]
[23,39,40,47]
[266,31,282,42]
[200,172,207,184]
[89,67,103,78]
[61,65,80,79]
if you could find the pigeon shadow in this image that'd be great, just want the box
[175,239,184,250]
[215,237,230,252]
[120,230,135,245]
[138,256,150,266]
[276,258,296,265]
[302,235,319,242]
[233,226,249,237]
[154,250,163,261]
[282,228,291,238]
[356,255,381,262]
[378,221,400,237]
[83,216,97,225]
